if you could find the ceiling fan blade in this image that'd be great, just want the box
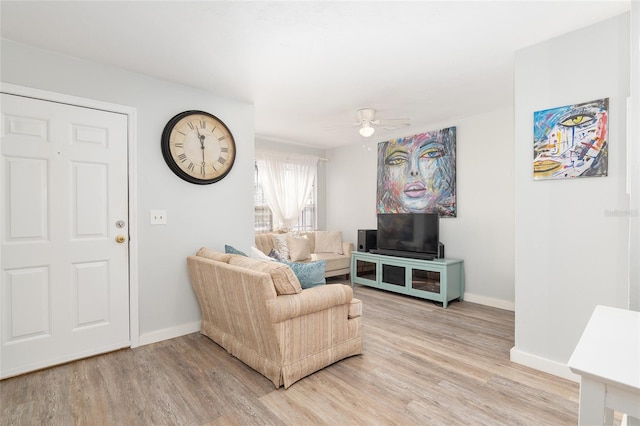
[323,122,360,130]
[375,118,411,129]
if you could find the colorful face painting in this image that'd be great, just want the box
[377,127,456,217]
[533,98,608,180]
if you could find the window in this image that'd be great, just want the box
[254,163,316,232]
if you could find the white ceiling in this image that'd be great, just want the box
[1,1,631,149]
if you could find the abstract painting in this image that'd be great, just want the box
[377,127,456,217]
[533,98,608,180]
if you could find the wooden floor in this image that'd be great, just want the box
[1,282,582,426]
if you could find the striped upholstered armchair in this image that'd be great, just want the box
[187,247,363,389]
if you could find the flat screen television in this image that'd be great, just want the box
[374,213,439,260]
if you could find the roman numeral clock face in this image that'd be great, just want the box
[161,110,236,184]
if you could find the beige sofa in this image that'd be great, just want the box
[255,231,352,278]
[187,247,363,389]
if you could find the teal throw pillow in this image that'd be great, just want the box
[280,260,326,289]
[225,245,247,256]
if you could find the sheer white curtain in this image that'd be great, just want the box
[256,151,318,232]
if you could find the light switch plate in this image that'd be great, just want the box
[150,210,167,225]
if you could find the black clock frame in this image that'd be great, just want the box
[161,110,236,185]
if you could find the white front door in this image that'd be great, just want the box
[1,93,130,378]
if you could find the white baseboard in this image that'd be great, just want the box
[138,321,201,347]
[463,292,515,311]
[510,346,580,382]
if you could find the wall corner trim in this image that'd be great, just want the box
[463,292,515,311]
[510,346,580,383]
[138,321,201,347]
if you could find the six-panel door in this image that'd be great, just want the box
[1,93,130,378]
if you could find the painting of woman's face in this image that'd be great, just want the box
[377,127,456,216]
[533,98,608,180]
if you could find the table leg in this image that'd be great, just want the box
[578,377,607,426]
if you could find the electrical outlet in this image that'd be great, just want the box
[150,210,167,225]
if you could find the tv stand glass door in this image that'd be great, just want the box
[351,251,464,308]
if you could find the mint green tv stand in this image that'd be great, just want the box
[350,251,464,308]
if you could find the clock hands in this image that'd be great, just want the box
[195,126,205,145]
[196,126,206,176]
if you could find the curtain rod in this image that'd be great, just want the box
[255,150,328,161]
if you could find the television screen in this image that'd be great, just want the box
[377,213,439,257]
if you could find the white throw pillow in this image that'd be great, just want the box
[287,235,311,262]
[315,231,343,254]
[271,233,290,260]
[250,246,275,261]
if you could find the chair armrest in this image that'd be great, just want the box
[349,298,362,319]
[268,284,353,323]
[342,241,353,257]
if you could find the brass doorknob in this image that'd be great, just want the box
[115,235,126,243]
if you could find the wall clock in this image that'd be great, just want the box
[161,110,236,185]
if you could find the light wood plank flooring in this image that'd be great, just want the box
[1,282,582,425]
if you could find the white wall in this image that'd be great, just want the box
[1,39,255,343]
[630,1,640,312]
[512,13,631,379]
[326,107,516,309]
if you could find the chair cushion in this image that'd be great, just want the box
[196,247,232,263]
[287,235,311,262]
[280,260,326,289]
[250,246,275,261]
[229,255,302,295]
[311,252,350,272]
[271,233,290,260]
[315,231,343,254]
[225,244,247,256]
[268,248,287,261]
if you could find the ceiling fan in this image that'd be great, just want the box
[356,108,411,137]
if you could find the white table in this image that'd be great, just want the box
[568,305,640,426]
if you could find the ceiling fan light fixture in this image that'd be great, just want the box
[359,122,375,137]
